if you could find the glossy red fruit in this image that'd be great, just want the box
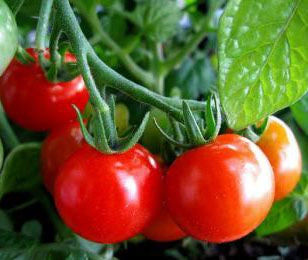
[41,121,84,194]
[143,204,186,242]
[166,134,275,243]
[0,48,89,131]
[257,116,302,201]
[55,144,164,243]
[143,157,185,242]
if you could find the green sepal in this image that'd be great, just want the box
[72,105,94,147]
[93,111,113,154]
[153,118,191,148]
[15,46,35,65]
[182,101,206,146]
[253,117,269,136]
[117,112,150,153]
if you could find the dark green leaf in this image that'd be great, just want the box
[0,229,38,248]
[218,0,308,130]
[256,174,308,237]
[21,220,42,240]
[291,93,308,135]
[0,210,13,231]
[166,56,216,99]
[0,143,41,198]
[132,0,182,42]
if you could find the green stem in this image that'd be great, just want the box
[54,0,206,124]
[0,102,19,150]
[73,2,154,88]
[152,43,165,94]
[35,0,53,51]
[9,0,26,15]
[163,17,210,73]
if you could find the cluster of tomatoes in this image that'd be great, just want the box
[0,49,302,244]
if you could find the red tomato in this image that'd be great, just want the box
[166,134,275,243]
[143,157,186,242]
[55,144,164,243]
[257,116,302,201]
[142,203,186,242]
[41,121,84,194]
[0,48,89,131]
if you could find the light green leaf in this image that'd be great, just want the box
[218,0,308,130]
[0,143,41,198]
[132,0,182,42]
[256,174,308,237]
[291,93,308,135]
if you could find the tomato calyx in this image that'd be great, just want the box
[154,93,222,158]
[74,92,150,154]
[235,117,269,143]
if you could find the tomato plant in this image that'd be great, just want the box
[166,134,275,243]
[54,143,164,243]
[257,116,302,201]
[0,48,89,131]
[0,0,308,258]
[0,0,18,76]
[41,120,85,194]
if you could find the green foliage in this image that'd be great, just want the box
[166,55,216,99]
[0,210,13,231]
[0,143,41,198]
[218,0,308,130]
[256,174,308,237]
[132,0,182,42]
[291,93,308,135]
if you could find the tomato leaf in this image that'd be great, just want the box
[291,93,308,136]
[166,56,216,99]
[218,0,308,130]
[132,0,182,42]
[0,143,41,198]
[256,174,308,237]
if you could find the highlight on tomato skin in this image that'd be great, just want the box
[54,143,164,244]
[41,120,85,194]
[257,116,302,201]
[0,48,89,131]
[166,134,275,243]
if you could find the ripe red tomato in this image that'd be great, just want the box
[41,121,84,194]
[0,48,89,131]
[166,134,275,243]
[257,116,302,201]
[55,144,164,243]
[143,157,186,242]
[142,203,186,242]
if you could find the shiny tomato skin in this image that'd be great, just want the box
[166,134,275,243]
[41,121,84,194]
[0,48,89,131]
[55,144,164,243]
[257,116,302,201]
[143,158,186,242]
